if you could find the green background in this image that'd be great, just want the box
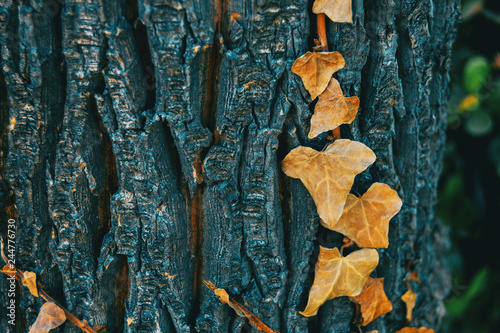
[441,0,500,331]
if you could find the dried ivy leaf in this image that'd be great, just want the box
[396,328,435,333]
[211,284,245,317]
[300,247,379,317]
[313,0,353,23]
[350,277,393,326]
[408,272,420,283]
[333,183,402,248]
[292,51,345,100]
[29,302,66,333]
[401,289,417,322]
[309,78,359,138]
[205,281,277,333]
[1,264,17,279]
[214,287,230,304]
[282,140,376,229]
[22,271,39,297]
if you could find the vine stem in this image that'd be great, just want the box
[340,239,354,256]
[0,238,97,333]
[205,281,278,333]
[317,13,328,52]
[317,13,342,139]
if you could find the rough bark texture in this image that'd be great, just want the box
[0,0,459,332]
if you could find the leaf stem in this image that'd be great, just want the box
[317,13,328,52]
[317,13,342,139]
[341,240,354,256]
[333,127,342,139]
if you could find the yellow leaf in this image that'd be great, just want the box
[205,281,277,332]
[214,287,231,305]
[309,78,359,138]
[350,277,393,326]
[458,94,479,112]
[214,287,245,318]
[9,117,16,131]
[396,328,435,333]
[332,183,402,248]
[313,0,353,23]
[29,302,66,333]
[401,289,417,322]
[300,247,379,317]
[282,140,376,229]
[22,271,39,297]
[291,51,345,100]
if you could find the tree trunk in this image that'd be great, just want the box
[0,0,460,332]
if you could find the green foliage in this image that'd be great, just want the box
[463,56,490,93]
[448,53,499,137]
[436,172,476,228]
[446,267,489,317]
[440,1,500,332]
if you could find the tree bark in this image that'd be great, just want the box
[0,0,460,332]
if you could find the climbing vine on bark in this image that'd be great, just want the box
[285,47,401,324]
[280,2,434,332]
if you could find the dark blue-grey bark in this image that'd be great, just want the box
[0,0,459,332]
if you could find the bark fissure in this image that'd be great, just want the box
[189,0,227,326]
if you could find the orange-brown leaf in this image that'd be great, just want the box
[396,328,435,333]
[214,287,230,304]
[1,264,17,279]
[22,271,39,297]
[401,289,417,322]
[300,247,379,317]
[282,140,376,229]
[313,0,353,23]
[408,272,420,283]
[332,183,402,248]
[291,51,345,100]
[309,78,359,138]
[29,302,66,333]
[350,277,393,326]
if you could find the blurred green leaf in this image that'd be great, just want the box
[462,0,484,21]
[464,110,493,136]
[446,267,489,318]
[463,56,490,93]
